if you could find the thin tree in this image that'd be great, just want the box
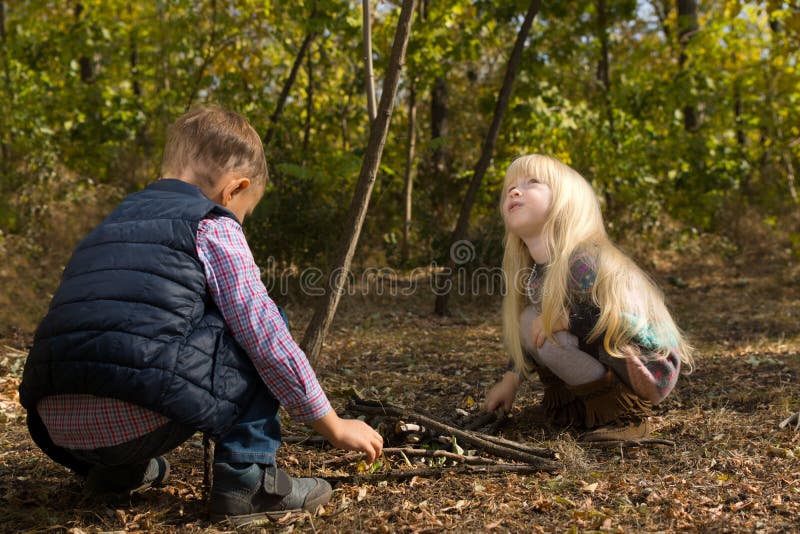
[74,3,94,84]
[595,0,614,141]
[263,31,317,146]
[434,0,542,316]
[363,0,377,121]
[301,0,418,363]
[303,42,314,154]
[401,81,417,265]
[677,0,698,132]
[0,1,12,170]
[264,5,319,146]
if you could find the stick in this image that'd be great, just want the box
[325,463,549,485]
[472,432,554,458]
[322,447,499,467]
[202,433,214,509]
[581,437,676,448]
[283,435,327,445]
[463,411,498,430]
[348,399,559,470]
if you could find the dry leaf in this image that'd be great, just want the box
[581,482,599,493]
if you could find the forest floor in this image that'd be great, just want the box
[1,244,799,533]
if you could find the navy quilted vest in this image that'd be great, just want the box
[19,179,261,437]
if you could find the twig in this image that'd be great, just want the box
[779,412,800,430]
[322,447,499,467]
[202,433,214,510]
[325,463,548,485]
[486,408,508,435]
[347,399,559,471]
[283,435,327,446]
[473,432,554,458]
[463,411,498,430]
[581,437,676,448]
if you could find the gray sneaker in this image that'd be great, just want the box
[210,463,332,526]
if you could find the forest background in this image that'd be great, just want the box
[0,0,799,338]
[1,1,800,532]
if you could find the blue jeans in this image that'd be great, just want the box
[29,309,289,472]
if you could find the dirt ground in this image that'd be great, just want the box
[1,246,799,533]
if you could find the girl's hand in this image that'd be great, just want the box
[484,371,521,412]
[530,313,569,348]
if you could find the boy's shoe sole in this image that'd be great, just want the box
[211,474,331,526]
[210,497,329,526]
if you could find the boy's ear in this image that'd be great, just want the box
[220,175,251,206]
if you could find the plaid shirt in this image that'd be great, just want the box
[38,215,331,449]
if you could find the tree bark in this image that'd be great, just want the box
[677,0,698,132]
[0,1,11,169]
[263,9,318,147]
[303,42,314,154]
[595,0,614,141]
[401,82,417,265]
[128,3,141,99]
[363,0,377,122]
[300,0,418,363]
[433,0,541,316]
[74,4,94,84]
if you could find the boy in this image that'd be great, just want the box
[19,106,383,526]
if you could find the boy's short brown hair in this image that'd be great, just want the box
[161,106,268,187]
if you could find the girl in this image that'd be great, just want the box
[484,155,693,441]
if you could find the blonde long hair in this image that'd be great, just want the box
[501,155,693,375]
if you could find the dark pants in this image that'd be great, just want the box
[28,309,289,476]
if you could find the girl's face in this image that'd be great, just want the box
[502,174,553,239]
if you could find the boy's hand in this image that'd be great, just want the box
[309,411,384,463]
[530,313,569,348]
[484,371,520,412]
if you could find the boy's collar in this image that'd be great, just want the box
[148,179,242,224]
[149,178,207,197]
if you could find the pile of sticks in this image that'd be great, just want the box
[320,398,561,484]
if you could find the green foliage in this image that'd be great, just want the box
[0,0,797,282]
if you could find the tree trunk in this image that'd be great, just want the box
[74,4,94,84]
[764,7,797,202]
[263,30,317,146]
[0,1,11,169]
[184,0,221,110]
[303,42,314,154]
[433,0,541,316]
[595,0,614,141]
[301,0,418,363]
[677,0,698,132]
[733,79,744,148]
[363,0,377,122]
[129,4,141,99]
[401,82,417,265]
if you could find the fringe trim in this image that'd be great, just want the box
[534,365,585,427]
[568,369,653,429]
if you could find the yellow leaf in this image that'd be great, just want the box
[581,482,599,493]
